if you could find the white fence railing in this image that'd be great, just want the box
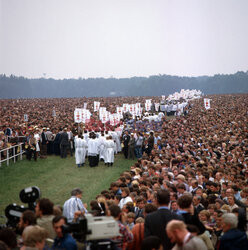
[0,143,25,167]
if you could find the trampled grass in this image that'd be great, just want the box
[0,154,136,223]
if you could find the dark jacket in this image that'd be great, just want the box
[59,132,69,146]
[144,208,180,250]
[219,228,248,250]
[179,210,206,235]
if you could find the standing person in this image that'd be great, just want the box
[40,128,48,158]
[34,128,41,158]
[177,193,206,235]
[147,131,154,156]
[87,132,99,167]
[46,128,54,155]
[105,135,115,167]
[135,132,144,158]
[144,189,181,250]
[59,128,69,158]
[98,131,106,162]
[122,130,130,159]
[67,127,74,157]
[166,220,207,250]
[63,188,87,223]
[27,132,37,161]
[128,133,136,160]
[74,134,87,167]
[53,129,61,156]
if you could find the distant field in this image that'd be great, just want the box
[0,154,136,224]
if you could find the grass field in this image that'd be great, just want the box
[0,154,136,223]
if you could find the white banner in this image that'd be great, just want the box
[123,104,129,113]
[24,114,28,122]
[94,101,100,112]
[74,109,82,123]
[204,98,211,110]
[155,103,160,112]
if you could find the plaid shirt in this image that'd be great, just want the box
[112,221,133,249]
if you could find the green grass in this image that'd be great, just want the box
[0,154,136,223]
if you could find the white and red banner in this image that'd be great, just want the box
[74,109,91,123]
[94,101,100,112]
[155,103,160,112]
[204,98,211,110]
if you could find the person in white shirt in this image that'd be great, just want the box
[74,134,87,167]
[104,135,115,167]
[119,187,133,209]
[63,188,87,223]
[87,132,100,167]
[98,132,107,162]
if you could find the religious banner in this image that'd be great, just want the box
[123,104,129,113]
[155,103,160,112]
[204,98,211,110]
[116,107,123,118]
[74,109,82,123]
[99,107,106,116]
[110,113,120,126]
[129,104,136,114]
[94,101,100,112]
[24,114,28,122]
[100,110,110,123]
[145,99,152,111]
[83,102,87,109]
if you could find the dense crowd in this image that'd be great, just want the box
[0,94,248,250]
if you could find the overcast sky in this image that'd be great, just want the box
[1,0,248,79]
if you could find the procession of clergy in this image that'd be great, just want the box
[74,129,121,167]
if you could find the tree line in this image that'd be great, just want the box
[0,71,248,98]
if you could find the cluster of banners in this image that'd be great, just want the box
[74,108,91,123]
[74,90,207,124]
[166,89,202,102]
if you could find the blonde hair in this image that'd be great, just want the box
[23,225,48,247]
[166,220,187,232]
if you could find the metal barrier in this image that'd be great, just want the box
[0,143,25,167]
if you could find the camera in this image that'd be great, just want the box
[4,186,41,228]
[62,213,120,249]
[63,213,120,241]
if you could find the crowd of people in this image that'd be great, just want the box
[0,94,248,250]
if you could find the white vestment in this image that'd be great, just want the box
[98,136,106,160]
[104,139,115,163]
[87,138,99,156]
[75,138,87,164]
